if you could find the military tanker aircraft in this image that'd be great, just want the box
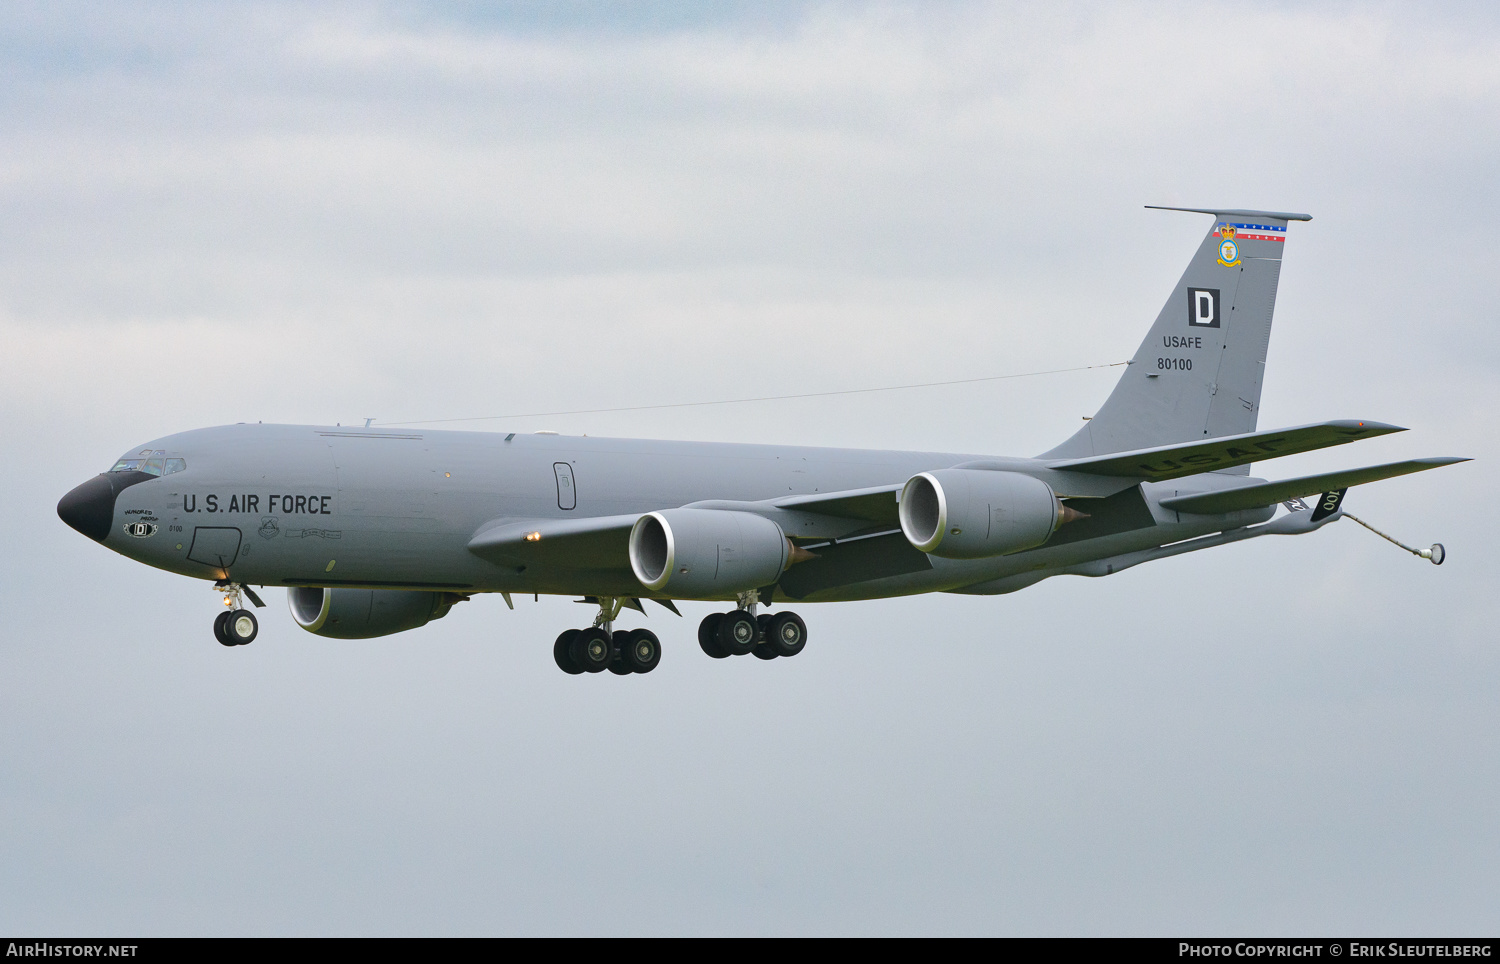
[57,207,1467,676]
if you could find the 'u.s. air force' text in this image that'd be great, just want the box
[181,493,332,515]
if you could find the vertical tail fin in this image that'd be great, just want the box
[1042,206,1312,464]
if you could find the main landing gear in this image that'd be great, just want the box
[212,581,264,647]
[697,591,807,662]
[548,593,806,675]
[553,596,662,676]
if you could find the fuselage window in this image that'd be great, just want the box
[163,458,187,476]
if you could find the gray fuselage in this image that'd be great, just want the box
[90,423,1266,603]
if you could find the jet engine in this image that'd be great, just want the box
[288,587,461,639]
[898,469,1078,559]
[629,508,790,597]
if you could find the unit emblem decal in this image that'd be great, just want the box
[1217,224,1241,266]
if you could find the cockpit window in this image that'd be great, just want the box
[108,450,183,476]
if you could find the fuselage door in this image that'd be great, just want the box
[188,526,243,573]
[554,462,576,510]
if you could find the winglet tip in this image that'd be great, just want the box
[1336,420,1406,434]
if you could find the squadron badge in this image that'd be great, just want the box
[1217,223,1241,266]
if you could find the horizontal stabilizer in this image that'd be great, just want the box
[1145,204,1313,221]
[1047,420,1404,481]
[1158,458,1470,514]
[468,513,637,568]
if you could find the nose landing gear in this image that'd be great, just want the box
[214,608,259,646]
[212,580,264,647]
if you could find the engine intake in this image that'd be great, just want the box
[288,587,460,639]
[629,508,789,598]
[899,469,1073,559]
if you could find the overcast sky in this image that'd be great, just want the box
[2,1,1497,935]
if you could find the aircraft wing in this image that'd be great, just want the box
[770,484,902,524]
[468,486,908,575]
[1046,420,1404,481]
[468,513,637,569]
[1158,457,1469,514]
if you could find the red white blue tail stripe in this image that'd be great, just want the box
[1217,221,1287,242]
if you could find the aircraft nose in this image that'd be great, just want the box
[57,475,118,542]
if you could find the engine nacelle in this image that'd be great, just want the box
[898,469,1066,559]
[288,587,459,639]
[629,508,789,598]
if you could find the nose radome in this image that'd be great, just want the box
[57,475,118,542]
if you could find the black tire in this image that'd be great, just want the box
[718,609,759,656]
[698,613,729,659]
[213,610,235,647]
[226,608,258,645]
[554,630,584,674]
[571,627,614,673]
[608,632,635,675]
[624,629,662,674]
[606,629,636,674]
[752,642,780,660]
[766,611,807,657]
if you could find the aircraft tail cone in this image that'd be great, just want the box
[1057,504,1090,526]
[786,540,820,566]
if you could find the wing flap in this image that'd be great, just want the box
[1159,458,1469,514]
[1047,420,1404,481]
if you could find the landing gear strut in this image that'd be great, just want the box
[212,581,262,647]
[553,597,661,676]
[697,591,808,662]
